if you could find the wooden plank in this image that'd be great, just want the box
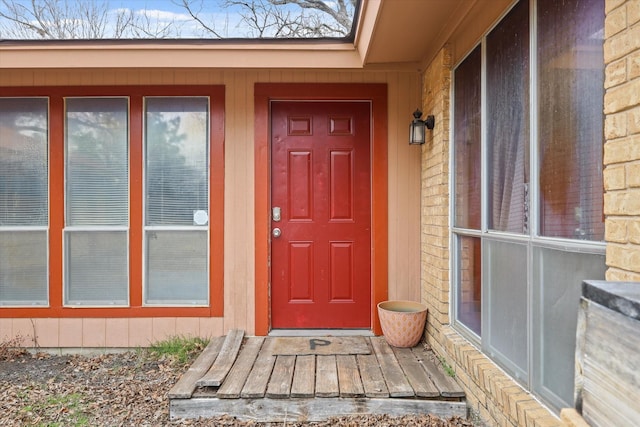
[216,337,265,399]
[582,301,640,427]
[411,346,465,398]
[197,329,245,387]
[264,336,370,355]
[240,349,276,398]
[168,336,224,399]
[266,355,296,398]
[290,355,315,398]
[315,355,339,397]
[171,397,467,423]
[336,355,365,398]
[370,337,414,397]
[393,347,439,398]
[357,354,389,398]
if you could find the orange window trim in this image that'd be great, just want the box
[253,83,389,336]
[0,86,224,318]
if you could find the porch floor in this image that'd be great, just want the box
[169,330,467,423]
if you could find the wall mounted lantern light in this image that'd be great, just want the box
[409,109,435,145]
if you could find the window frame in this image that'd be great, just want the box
[0,96,50,307]
[0,86,224,317]
[449,0,606,413]
[142,95,212,306]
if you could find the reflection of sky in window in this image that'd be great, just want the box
[0,0,356,39]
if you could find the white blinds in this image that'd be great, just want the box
[144,97,209,305]
[0,231,48,305]
[145,230,208,304]
[0,98,48,305]
[145,97,209,226]
[65,98,129,226]
[64,98,129,305]
[0,98,48,226]
[65,231,128,305]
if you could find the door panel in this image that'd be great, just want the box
[271,101,371,328]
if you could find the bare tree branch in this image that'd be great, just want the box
[175,0,224,38]
[0,0,356,39]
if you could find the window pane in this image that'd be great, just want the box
[0,231,48,305]
[487,0,530,234]
[453,47,482,230]
[145,97,209,226]
[65,231,128,305]
[484,239,528,382]
[0,98,48,226]
[538,0,605,241]
[66,98,129,226]
[456,235,481,335]
[145,230,208,304]
[532,247,605,411]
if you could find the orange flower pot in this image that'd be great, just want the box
[377,300,428,348]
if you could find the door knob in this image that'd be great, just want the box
[272,228,282,238]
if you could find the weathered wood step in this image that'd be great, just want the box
[197,329,245,387]
[171,397,467,422]
[168,336,225,399]
[412,346,465,398]
[170,334,467,423]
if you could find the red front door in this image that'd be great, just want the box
[270,101,372,329]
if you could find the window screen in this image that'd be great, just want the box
[537,0,605,241]
[484,239,528,383]
[456,235,481,336]
[453,46,482,230]
[486,0,530,234]
[532,246,605,410]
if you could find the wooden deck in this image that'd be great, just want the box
[169,330,467,423]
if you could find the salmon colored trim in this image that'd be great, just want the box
[209,88,226,317]
[0,86,224,318]
[254,83,388,336]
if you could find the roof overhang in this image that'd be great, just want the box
[0,0,512,70]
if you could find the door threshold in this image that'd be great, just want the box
[269,329,374,337]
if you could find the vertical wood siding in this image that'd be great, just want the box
[0,68,420,342]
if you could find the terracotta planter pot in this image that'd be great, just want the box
[377,300,428,348]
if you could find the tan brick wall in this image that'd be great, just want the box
[419,45,562,427]
[604,0,640,281]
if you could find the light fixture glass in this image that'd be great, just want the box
[409,109,434,145]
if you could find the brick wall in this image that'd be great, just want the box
[420,46,563,427]
[603,0,640,280]
[421,2,639,425]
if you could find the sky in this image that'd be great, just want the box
[0,0,266,39]
[0,0,355,40]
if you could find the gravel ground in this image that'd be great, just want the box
[0,344,475,426]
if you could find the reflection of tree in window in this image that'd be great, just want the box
[0,100,48,226]
[145,101,208,226]
[66,103,128,226]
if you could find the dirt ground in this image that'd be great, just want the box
[0,345,475,426]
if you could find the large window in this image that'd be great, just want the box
[65,98,129,305]
[144,97,210,305]
[0,98,49,306]
[0,86,224,315]
[452,0,606,413]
